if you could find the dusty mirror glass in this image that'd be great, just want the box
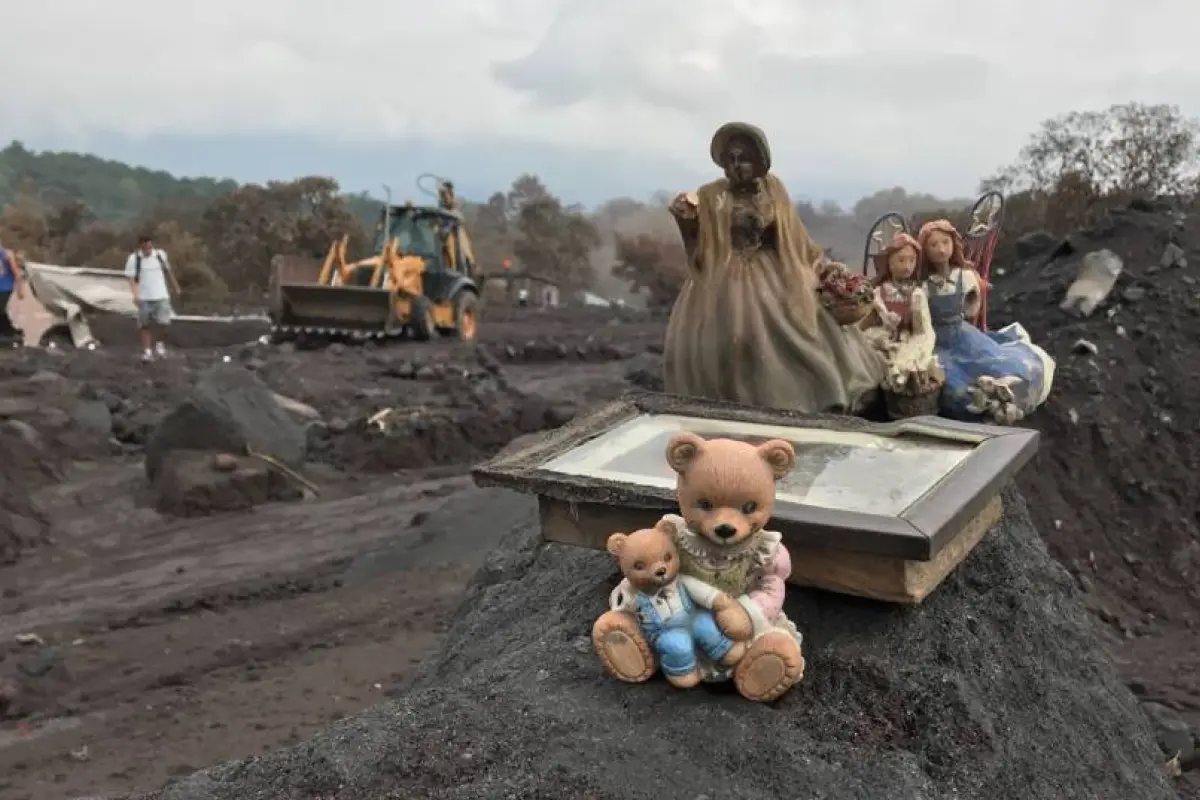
[541,413,973,517]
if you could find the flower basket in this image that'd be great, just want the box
[883,366,946,420]
[825,298,872,326]
[817,263,874,327]
[884,385,943,420]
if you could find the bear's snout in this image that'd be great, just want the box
[654,566,668,578]
[713,523,738,540]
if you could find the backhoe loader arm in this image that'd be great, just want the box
[316,236,353,285]
[441,226,457,272]
[335,237,351,285]
[370,239,395,288]
[457,225,478,278]
[386,249,425,298]
[316,240,337,285]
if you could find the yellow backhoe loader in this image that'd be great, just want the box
[268,180,480,344]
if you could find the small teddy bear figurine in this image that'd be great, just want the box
[592,520,754,689]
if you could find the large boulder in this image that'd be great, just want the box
[144,364,307,482]
[133,485,1173,800]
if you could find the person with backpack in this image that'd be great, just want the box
[0,245,26,344]
[124,234,181,361]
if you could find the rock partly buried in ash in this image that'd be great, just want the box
[144,365,309,516]
[0,421,54,565]
[143,364,307,483]
[138,486,1173,800]
[153,451,304,517]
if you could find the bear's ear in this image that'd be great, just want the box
[665,432,705,474]
[757,438,796,479]
[606,532,628,557]
[654,518,676,536]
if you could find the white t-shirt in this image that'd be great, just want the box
[124,249,170,301]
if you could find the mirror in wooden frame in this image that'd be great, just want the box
[473,392,1038,603]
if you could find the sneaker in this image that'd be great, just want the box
[141,349,154,363]
[154,341,168,357]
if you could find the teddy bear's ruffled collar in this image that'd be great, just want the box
[659,514,780,570]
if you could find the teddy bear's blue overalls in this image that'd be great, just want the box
[634,585,735,678]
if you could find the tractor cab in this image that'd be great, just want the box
[374,204,478,295]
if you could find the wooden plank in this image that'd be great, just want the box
[539,493,1003,605]
[540,498,661,550]
[787,494,1002,604]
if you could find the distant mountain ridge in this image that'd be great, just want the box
[0,141,238,221]
[0,140,382,224]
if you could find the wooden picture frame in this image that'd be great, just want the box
[472,392,1038,603]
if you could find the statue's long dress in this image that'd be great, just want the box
[664,176,886,414]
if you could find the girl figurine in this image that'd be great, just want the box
[917,219,1055,424]
[865,233,941,400]
[868,233,925,348]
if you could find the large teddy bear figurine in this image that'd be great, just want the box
[593,432,806,702]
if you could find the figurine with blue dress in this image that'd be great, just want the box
[916,219,1055,424]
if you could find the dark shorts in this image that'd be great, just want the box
[0,291,14,335]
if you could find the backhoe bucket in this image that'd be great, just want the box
[274,284,394,333]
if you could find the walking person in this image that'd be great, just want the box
[124,234,181,362]
[0,244,26,345]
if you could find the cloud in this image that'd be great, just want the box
[3,0,1200,201]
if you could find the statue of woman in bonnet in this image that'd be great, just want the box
[664,122,886,414]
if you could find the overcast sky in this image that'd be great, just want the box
[2,0,1198,205]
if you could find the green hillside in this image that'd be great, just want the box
[0,141,239,222]
[0,140,387,225]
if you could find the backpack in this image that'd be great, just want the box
[134,250,169,282]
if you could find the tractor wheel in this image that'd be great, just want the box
[452,291,479,341]
[410,296,436,342]
[38,324,74,350]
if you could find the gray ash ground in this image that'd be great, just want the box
[0,310,658,800]
[986,203,1200,796]
[134,487,1174,800]
[2,234,1200,799]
